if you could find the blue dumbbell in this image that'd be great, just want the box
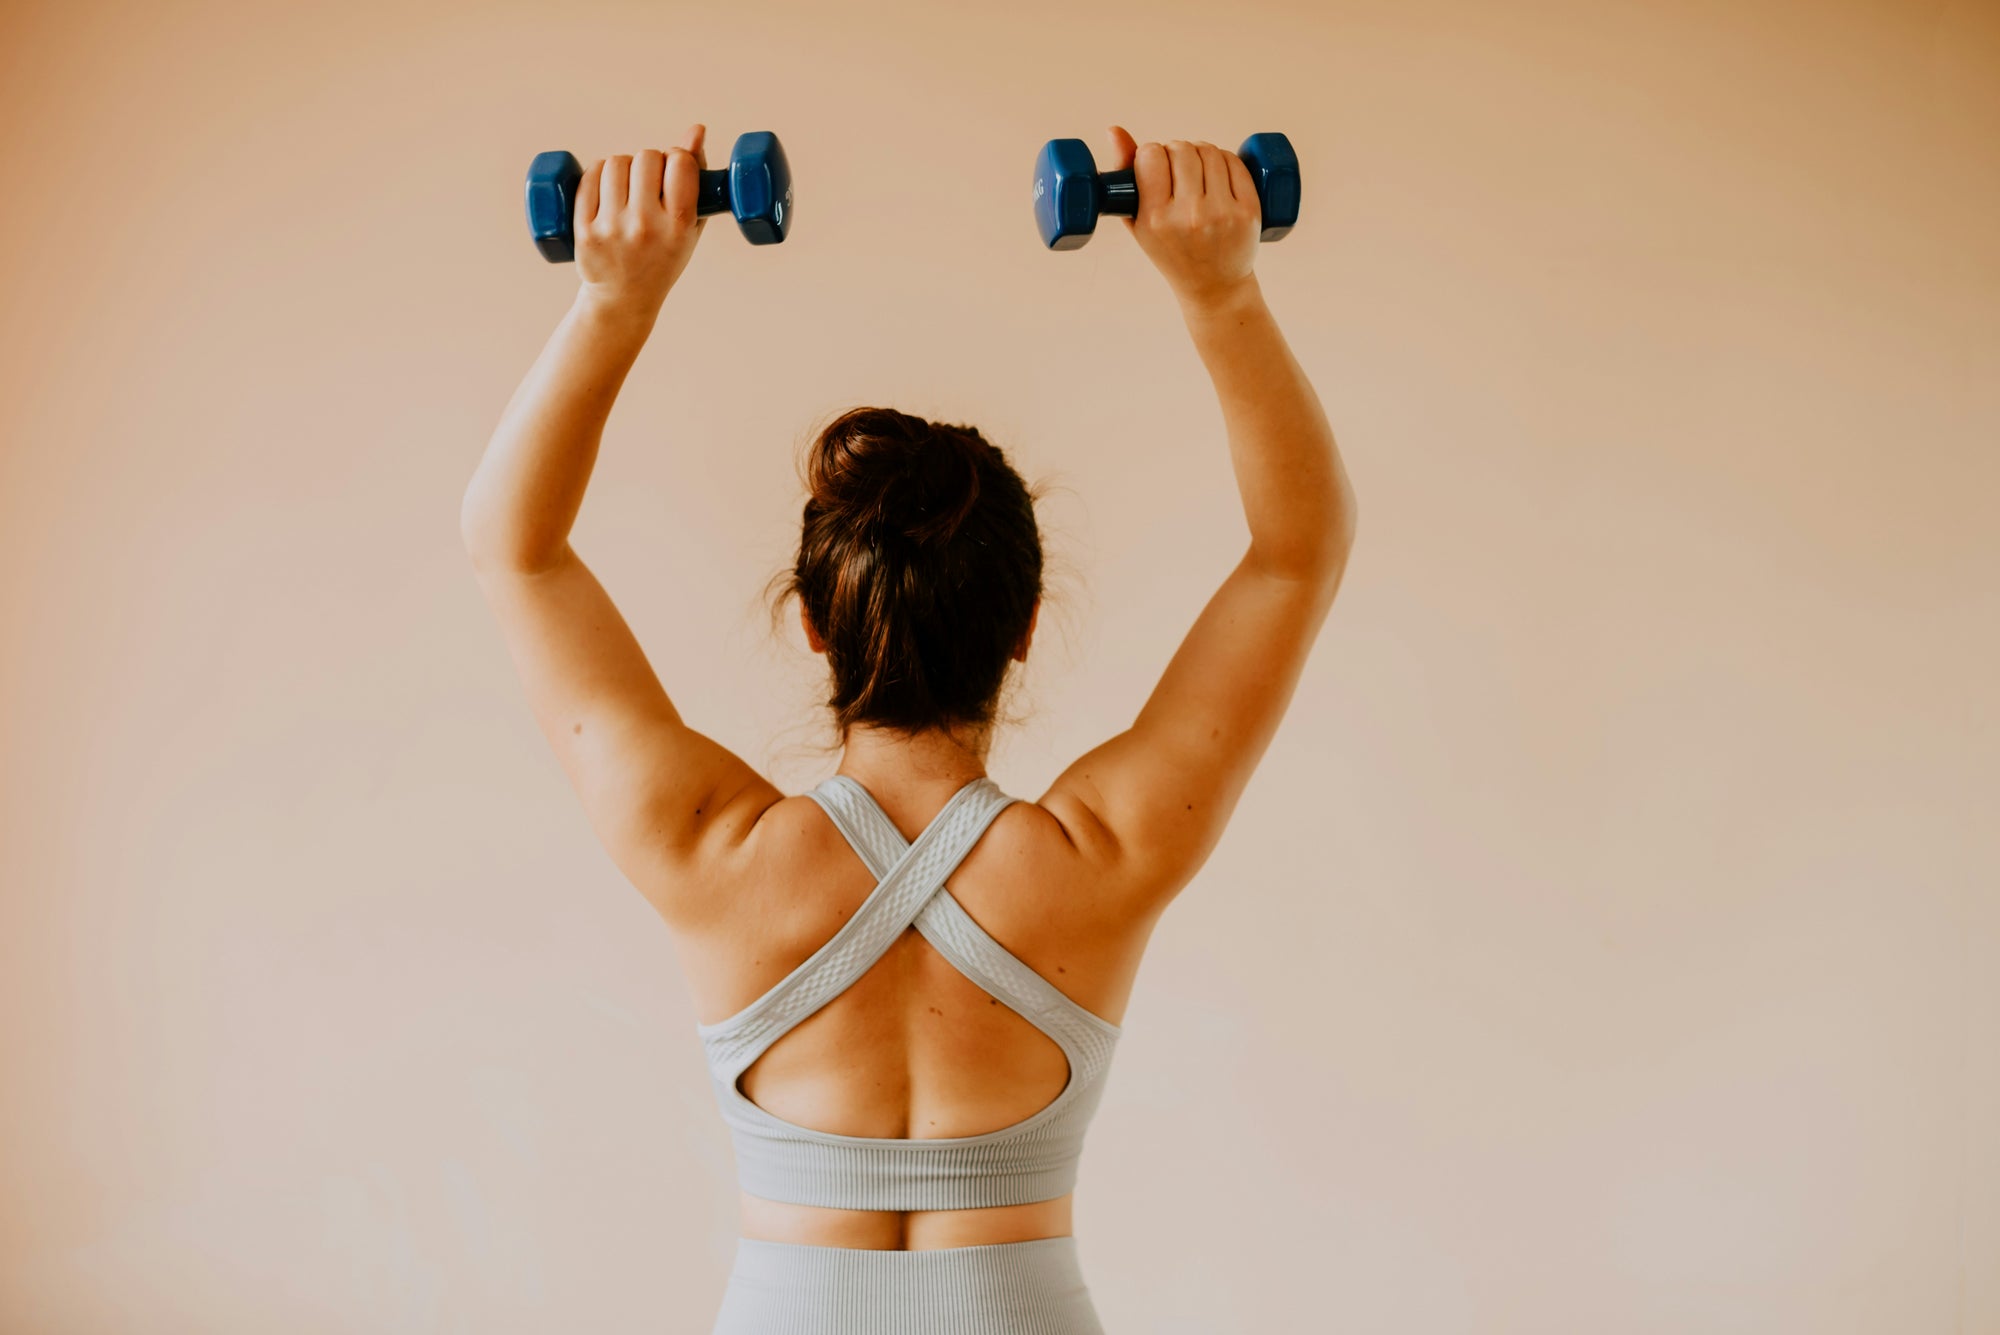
[525,131,793,262]
[1031,133,1300,251]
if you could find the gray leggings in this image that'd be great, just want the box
[712,1236,1106,1334]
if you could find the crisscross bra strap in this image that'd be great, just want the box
[804,776,1121,1087]
[697,776,1017,1083]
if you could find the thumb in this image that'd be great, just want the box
[663,125,707,224]
[1105,124,1137,172]
[679,122,708,171]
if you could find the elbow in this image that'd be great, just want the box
[1317,495,1358,595]
[462,489,572,575]
[458,481,499,569]
[1331,489,1359,567]
[1309,523,1355,600]
[458,480,546,575]
[1251,493,1356,591]
[1315,486,1359,587]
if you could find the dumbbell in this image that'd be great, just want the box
[525,131,793,262]
[1031,133,1300,251]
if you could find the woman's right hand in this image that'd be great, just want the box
[1104,125,1263,312]
[573,124,710,322]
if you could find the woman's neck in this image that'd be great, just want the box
[836,723,993,812]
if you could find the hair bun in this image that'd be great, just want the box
[807,407,985,548]
[786,404,1044,734]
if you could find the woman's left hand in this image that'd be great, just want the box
[574,123,710,321]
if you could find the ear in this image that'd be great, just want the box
[1012,599,1040,663]
[799,602,827,654]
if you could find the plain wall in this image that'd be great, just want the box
[2,0,1995,1330]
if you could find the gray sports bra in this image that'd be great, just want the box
[697,775,1124,1211]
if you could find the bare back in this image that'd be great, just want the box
[673,779,1156,1249]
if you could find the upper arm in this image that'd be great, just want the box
[469,544,781,920]
[1041,547,1349,910]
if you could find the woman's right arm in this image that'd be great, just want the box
[1042,129,1358,914]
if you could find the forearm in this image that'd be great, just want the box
[461,291,657,572]
[1180,277,1355,580]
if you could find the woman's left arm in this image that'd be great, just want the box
[460,128,778,924]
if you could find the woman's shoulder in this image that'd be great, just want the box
[714,786,1116,910]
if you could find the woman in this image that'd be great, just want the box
[462,122,1355,1333]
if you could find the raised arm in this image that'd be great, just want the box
[460,125,778,923]
[1042,127,1358,913]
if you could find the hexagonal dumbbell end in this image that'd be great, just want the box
[526,151,585,263]
[1235,133,1300,242]
[724,131,792,245]
[1033,138,1105,250]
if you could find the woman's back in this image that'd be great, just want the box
[678,766,1156,1249]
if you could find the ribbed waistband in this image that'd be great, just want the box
[713,1236,1103,1335]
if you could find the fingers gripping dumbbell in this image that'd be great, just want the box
[525,131,794,262]
[1030,133,1300,250]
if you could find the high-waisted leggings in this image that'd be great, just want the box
[711,1235,1105,1334]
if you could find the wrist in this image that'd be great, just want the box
[572,284,663,336]
[1175,274,1265,324]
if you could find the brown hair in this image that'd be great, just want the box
[781,406,1043,735]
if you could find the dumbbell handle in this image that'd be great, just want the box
[693,168,733,217]
[579,164,732,217]
[1093,169,1140,219]
[567,161,736,217]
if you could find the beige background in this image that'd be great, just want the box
[2,0,1996,1330]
